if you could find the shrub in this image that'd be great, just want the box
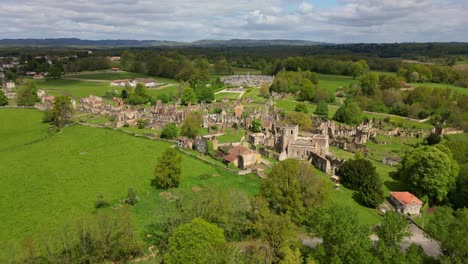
[124,188,139,205]
[95,193,109,208]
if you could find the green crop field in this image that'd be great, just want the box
[0,109,260,258]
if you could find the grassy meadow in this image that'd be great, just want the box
[0,109,260,258]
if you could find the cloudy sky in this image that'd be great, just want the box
[0,0,467,43]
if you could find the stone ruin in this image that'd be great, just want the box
[221,75,274,87]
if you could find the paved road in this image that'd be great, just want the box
[401,223,441,257]
[299,223,441,258]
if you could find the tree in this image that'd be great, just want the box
[451,163,468,209]
[260,83,270,98]
[294,103,309,114]
[180,111,202,139]
[50,95,73,128]
[375,211,411,248]
[360,73,379,96]
[349,59,369,79]
[305,205,376,264]
[16,80,39,106]
[245,197,299,263]
[0,90,8,106]
[426,207,468,263]
[338,158,384,208]
[251,119,262,133]
[425,132,441,145]
[4,69,17,82]
[214,58,232,75]
[379,75,402,90]
[160,123,179,140]
[193,81,214,103]
[165,218,227,264]
[121,88,129,99]
[262,160,330,224]
[284,112,312,131]
[333,101,362,125]
[397,145,459,203]
[314,100,328,118]
[153,148,182,189]
[48,65,62,79]
[128,83,151,105]
[181,87,198,105]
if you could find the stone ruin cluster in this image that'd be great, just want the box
[221,75,274,87]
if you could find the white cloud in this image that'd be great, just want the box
[0,0,466,42]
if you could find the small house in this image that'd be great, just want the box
[390,192,423,215]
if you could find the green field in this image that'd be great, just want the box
[0,109,260,258]
[36,79,110,98]
[215,92,241,101]
[65,71,178,84]
[318,74,359,93]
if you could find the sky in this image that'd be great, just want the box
[0,0,467,43]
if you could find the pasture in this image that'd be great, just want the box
[0,109,260,258]
[317,73,358,93]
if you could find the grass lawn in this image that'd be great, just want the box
[242,87,268,103]
[146,85,179,100]
[215,92,241,101]
[0,109,260,258]
[217,128,246,143]
[66,71,151,80]
[313,167,381,227]
[36,79,111,99]
[410,82,468,95]
[318,74,359,93]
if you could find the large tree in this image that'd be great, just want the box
[426,207,468,263]
[16,80,39,106]
[181,87,198,105]
[164,218,227,264]
[333,101,362,125]
[397,145,459,203]
[306,205,376,264]
[360,73,379,96]
[284,111,312,131]
[153,147,182,189]
[262,159,330,224]
[128,83,151,105]
[180,111,202,139]
[314,100,328,118]
[51,95,73,128]
[338,158,384,208]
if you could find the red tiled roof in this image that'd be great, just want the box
[390,192,423,205]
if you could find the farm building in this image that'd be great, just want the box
[389,192,423,215]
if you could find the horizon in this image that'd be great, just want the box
[1,0,467,43]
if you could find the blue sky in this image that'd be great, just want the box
[0,0,467,43]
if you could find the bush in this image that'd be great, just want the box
[42,110,54,123]
[124,188,139,205]
[95,193,109,208]
[137,119,148,129]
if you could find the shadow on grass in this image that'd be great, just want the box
[384,180,408,192]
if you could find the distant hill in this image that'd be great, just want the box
[0,38,327,47]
